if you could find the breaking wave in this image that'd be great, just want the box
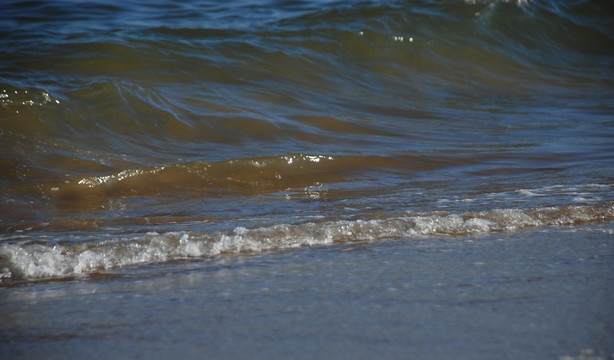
[2,202,612,282]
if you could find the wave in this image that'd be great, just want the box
[25,153,466,210]
[1,0,613,285]
[1,201,612,283]
[2,0,612,156]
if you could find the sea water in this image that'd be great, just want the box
[1,0,613,358]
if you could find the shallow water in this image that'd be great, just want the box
[2,224,614,359]
[1,0,613,357]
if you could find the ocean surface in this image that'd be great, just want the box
[1,0,613,358]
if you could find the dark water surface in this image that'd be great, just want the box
[1,0,613,357]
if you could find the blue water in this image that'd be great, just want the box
[1,0,613,357]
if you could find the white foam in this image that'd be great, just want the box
[517,189,542,197]
[1,202,612,282]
